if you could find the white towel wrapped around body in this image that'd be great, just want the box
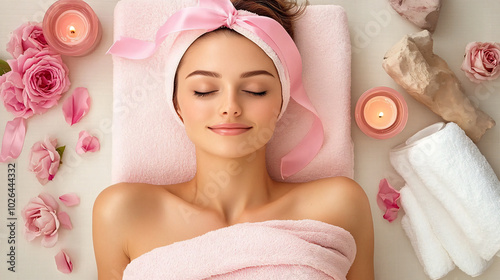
[390,122,500,278]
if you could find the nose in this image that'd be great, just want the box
[219,89,242,117]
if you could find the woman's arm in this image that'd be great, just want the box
[302,176,375,279]
[92,184,131,279]
[341,178,375,280]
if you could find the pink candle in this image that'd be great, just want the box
[355,86,408,139]
[43,0,101,56]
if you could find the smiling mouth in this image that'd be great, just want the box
[208,124,252,136]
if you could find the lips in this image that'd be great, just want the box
[208,123,252,136]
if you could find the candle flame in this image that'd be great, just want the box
[69,26,76,34]
[378,112,384,118]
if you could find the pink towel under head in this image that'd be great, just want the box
[122,219,356,280]
[111,0,353,184]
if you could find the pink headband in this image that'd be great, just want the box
[108,0,324,179]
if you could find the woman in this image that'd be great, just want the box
[93,0,374,279]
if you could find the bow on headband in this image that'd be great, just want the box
[108,0,324,179]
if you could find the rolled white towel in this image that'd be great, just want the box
[390,122,500,277]
[400,186,454,280]
[393,154,487,277]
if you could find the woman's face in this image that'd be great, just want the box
[175,31,282,159]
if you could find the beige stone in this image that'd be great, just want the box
[389,0,442,33]
[382,30,495,143]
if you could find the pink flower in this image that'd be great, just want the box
[55,250,73,274]
[377,178,401,222]
[6,22,48,59]
[0,71,33,118]
[76,131,100,154]
[461,42,500,83]
[8,48,70,115]
[22,193,61,248]
[28,137,60,185]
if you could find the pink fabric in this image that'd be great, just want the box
[122,219,356,280]
[108,0,324,179]
[111,0,353,184]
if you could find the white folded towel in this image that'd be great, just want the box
[400,186,455,280]
[390,122,500,278]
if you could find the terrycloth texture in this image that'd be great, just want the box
[111,0,353,184]
[122,219,356,280]
[400,187,455,280]
[390,122,500,278]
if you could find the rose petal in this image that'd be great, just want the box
[24,228,40,242]
[41,232,58,248]
[62,87,90,125]
[55,250,73,274]
[0,118,26,162]
[383,207,400,223]
[59,193,80,207]
[76,130,100,154]
[38,192,59,211]
[377,178,401,222]
[58,211,73,230]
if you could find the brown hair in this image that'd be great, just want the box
[231,0,305,38]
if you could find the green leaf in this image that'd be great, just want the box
[0,59,11,75]
[56,145,66,164]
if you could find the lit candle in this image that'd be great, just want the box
[43,0,101,56]
[355,86,408,139]
[55,10,90,46]
[363,96,397,130]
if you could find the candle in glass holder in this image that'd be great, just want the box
[43,0,101,56]
[355,86,408,139]
[363,96,398,130]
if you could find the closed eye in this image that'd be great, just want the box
[243,90,267,96]
[194,90,217,97]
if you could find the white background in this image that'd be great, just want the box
[0,0,499,279]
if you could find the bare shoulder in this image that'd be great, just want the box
[289,176,372,235]
[92,182,172,279]
[93,182,183,235]
[94,182,153,222]
[305,176,368,201]
[293,176,374,280]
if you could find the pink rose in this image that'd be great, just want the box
[76,131,100,154]
[22,193,61,248]
[0,71,34,118]
[6,22,48,59]
[8,48,70,115]
[461,42,500,83]
[28,137,60,185]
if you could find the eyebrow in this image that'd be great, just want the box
[240,70,275,78]
[185,70,275,79]
[185,70,221,79]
